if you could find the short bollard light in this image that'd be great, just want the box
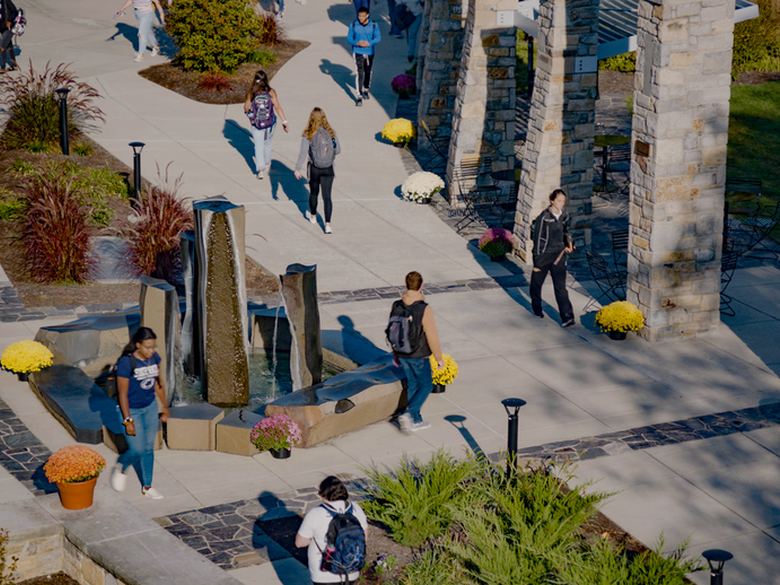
[501,397,526,473]
[55,88,71,155]
[129,142,145,205]
[702,549,733,585]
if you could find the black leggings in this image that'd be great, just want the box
[530,251,573,321]
[0,30,16,69]
[309,164,335,223]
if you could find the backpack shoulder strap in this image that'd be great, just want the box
[129,354,137,375]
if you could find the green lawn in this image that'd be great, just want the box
[728,81,780,201]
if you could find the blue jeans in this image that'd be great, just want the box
[251,123,276,173]
[117,400,158,488]
[135,9,158,55]
[386,0,400,35]
[406,13,421,58]
[398,356,433,424]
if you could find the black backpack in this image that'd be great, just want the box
[386,300,423,355]
[318,503,366,576]
[104,353,136,399]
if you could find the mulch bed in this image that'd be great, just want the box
[138,40,310,104]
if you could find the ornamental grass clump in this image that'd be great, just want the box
[1,340,54,374]
[595,300,644,333]
[478,228,515,258]
[391,74,416,98]
[401,171,444,202]
[381,118,415,147]
[43,445,106,484]
[430,353,458,386]
[250,414,302,452]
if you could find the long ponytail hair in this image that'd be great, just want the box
[245,69,271,102]
[120,326,157,356]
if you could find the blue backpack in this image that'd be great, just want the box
[317,503,366,577]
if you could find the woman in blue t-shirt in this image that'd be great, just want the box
[109,327,169,499]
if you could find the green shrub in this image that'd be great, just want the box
[73,166,129,226]
[359,450,481,547]
[121,163,193,279]
[0,61,104,152]
[0,191,25,221]
[397,547,466,585]
[73,141,94,156]
[733,0,780,76]
[516,30,537,93]
[250,49,278,67]
[166,0,262,73]
[10,159,35,176]
[22,163,93,284]
[599,51,636,72]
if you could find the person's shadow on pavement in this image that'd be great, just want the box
[223,119,256,175]
[269,162,310,216]
[319,59,356,102]
[327,3,356,25]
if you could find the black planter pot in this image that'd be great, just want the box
[417,198,431,205]
[608,331,627,341]
[270,447,291,459]
[17,372,29,382]
[490,255,506,262]
[432,384,446,394]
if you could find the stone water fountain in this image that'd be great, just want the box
[29,196,407,455]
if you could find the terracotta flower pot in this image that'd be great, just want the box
[57,477,98,510]
[270,447,291,459]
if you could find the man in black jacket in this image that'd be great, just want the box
[530,189,575,327]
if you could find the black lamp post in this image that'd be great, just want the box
[501,398,527,473]
[55,88,71,155]
[129,142,145,205]
[702,550,733,585]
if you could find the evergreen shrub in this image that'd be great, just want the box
[166,0,262,73]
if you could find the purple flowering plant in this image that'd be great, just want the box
[250,414,302,451]
[391,74,416,98]
[478,228,515,258]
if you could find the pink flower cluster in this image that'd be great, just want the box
[391,74,416,96]
[478,228,515,257]
[250,414,303,451]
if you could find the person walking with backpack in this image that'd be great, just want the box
[296,476,368,585]
[115,0,166,62]
[530,188,576,327]
[388,271,443,432]
[395,0,422,61]
[244,69,289,180]
[346,7,381,106]
[109,327,169,500]
[294,107,341,234]
[0,0,19,72]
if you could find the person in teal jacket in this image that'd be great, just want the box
[347,7,381,107]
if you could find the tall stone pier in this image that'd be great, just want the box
[513,0,599,262]
[280,264,323,391]
[445,0,516,203]
[628,0,733,340]
[193,197,250,406]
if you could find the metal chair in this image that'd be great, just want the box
[418,120,450,175]
[720,250,739,317]
[453,157,502,231]
[585,250,627,308]
[611,228,629,270]
[724,201,779,260]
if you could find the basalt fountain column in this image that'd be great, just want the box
[139,275,179,405]
[280,264,322,390]
[193,197,250,406]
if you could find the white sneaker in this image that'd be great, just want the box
[151,46,160,57]
[257,171,264,180]
[142,486,164,499]
[306,210,317,224]
[324,224,332,234]
[110,466,127,492]
[397,413,412,432]
[410,420,431,432]
[134,53,143,62]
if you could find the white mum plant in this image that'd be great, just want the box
[401,171,445,203]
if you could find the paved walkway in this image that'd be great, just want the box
[2,2,780,585]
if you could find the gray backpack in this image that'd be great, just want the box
[310,127,336,169]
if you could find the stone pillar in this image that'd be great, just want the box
[512,0,599,262]
[139,276,179,405]
[417,0,467,158]
[193,197,250,407]
[280,264,322,391]
[445,0,516,203]
[628,0,733,341]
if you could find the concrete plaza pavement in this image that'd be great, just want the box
[1,1,780,584]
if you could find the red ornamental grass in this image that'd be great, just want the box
[197,73,234,92]
[22,164,94,284]
[122,163,194,279]
[257,13,287,47]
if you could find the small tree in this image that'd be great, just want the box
[166,0,262,73]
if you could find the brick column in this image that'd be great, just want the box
[445,0,517,203]
[512,0,599,262]
[417,0,467,160]
[628,0,734,341]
